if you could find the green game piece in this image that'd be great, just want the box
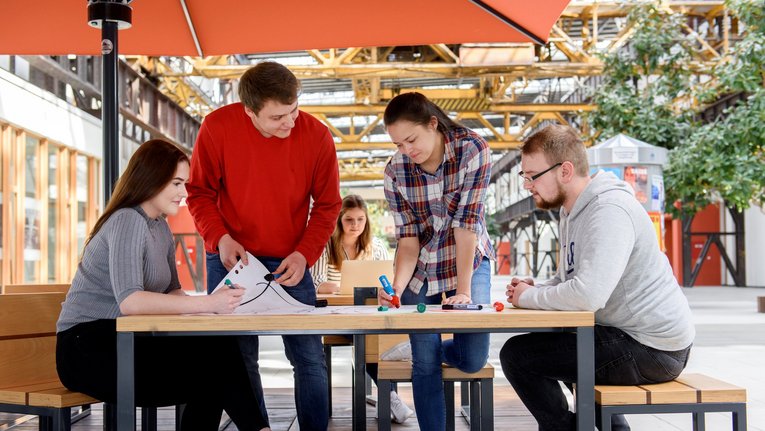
[417,303,426,313]
[377,306,389,312]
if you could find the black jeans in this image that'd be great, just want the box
[499,325,691,431]
[56,319,269,430]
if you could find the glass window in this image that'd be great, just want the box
[14,56,30,81]
[76,155,89,255]
[48,148,58,282]
[24,136,41,282]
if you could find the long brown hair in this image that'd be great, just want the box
[328,195,372,270]
[84,139,189,251]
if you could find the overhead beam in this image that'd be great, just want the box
[189,62,604,80]
[333,140,523,151]
[302,103,596,115]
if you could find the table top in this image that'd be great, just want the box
[116,305,593,333]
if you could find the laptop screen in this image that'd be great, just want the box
[338,260,395,295]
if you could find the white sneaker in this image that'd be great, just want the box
[389,391,413,424]
[380,341,412,361]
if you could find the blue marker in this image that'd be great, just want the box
[378,275,400,308]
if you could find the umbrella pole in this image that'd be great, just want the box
[102,19,119,203]
[87,0,132,203]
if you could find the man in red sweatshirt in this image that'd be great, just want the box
[187,61,341,431]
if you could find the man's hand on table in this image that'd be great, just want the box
[506,277,534,307]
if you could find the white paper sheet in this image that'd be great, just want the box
[211,252,313,314]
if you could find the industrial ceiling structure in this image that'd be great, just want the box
[125,1,732,182]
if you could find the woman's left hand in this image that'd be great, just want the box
[443,292,472,305]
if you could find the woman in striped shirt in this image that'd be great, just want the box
[310,194,389,293]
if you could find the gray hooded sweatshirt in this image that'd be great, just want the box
[519,171,695,352]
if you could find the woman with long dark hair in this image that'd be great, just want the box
[380,92,495,430]
[56,139,270,431]
[311,194,389,293]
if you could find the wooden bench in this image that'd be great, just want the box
[376,361,495,431]
[2,283,71,294]
[0,292,101,431]
[0,291,163,431]
[595,373,747,431]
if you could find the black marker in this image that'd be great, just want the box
[442,304,483,310]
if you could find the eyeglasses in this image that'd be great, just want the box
[519,162,562,184]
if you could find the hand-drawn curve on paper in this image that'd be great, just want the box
[211,253,313,314]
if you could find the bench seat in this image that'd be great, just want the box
[376,360,494,431]
[595,373,747,431]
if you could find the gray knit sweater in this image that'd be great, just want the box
[518,172,695,351]
[57,206,181,332]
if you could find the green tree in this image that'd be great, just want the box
[589,2,697,149]
[665,0,765,216]
[589,0,764,216]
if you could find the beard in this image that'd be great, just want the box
[533,184,567,210]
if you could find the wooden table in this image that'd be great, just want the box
[116,306,595,431]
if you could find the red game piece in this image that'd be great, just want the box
[493,301,505,312]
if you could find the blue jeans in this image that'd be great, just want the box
[207,253,329,431]
[399,258,491,431]
[499,325,691,431]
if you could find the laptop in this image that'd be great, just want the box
[338,260,394,295]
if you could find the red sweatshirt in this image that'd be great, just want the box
[186,103,341,266]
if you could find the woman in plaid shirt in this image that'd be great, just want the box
[378,92,496,430]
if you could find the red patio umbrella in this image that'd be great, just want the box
[2,0,567,55]
[0,0,570,200]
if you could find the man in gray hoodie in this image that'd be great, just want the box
[499,125,695,431]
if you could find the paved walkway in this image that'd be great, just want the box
[257,277,765,430]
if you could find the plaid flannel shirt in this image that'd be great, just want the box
[383,127,496,296]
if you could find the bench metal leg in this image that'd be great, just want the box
[39,415,52,431]
[324,344,333,417]
[445,381,455,431]
[469,381,480,430]
[103,403,115,431]
[480,377,494,431]
[51,407,71,431]
[732,404,746,431]
[141,407,157,431]
[175,404,185,431]
[599,407,612,431]
[377,379,392,431]
[692,412,706,431]
[599,403,746,431]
